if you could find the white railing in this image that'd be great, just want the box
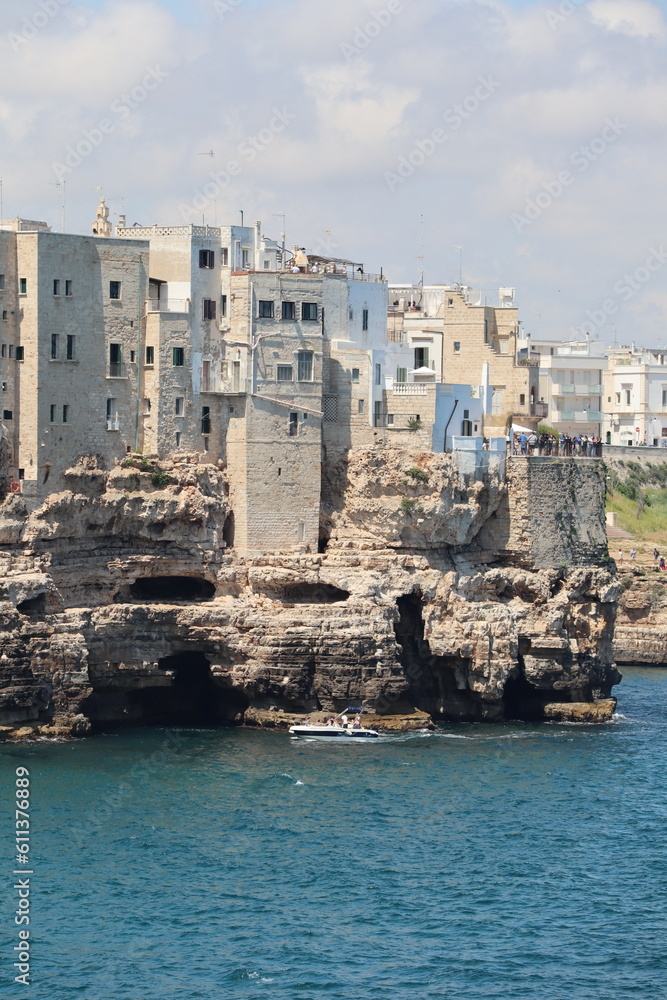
[146,298,190,313]
[117,225,221,239]
[391,384,429,395]
[106,417,120,431]
[558,410,602,422]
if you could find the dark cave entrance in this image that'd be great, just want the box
[128,577,216,602]
[502,671,550,722]
[83,652,248,729]
[274,582,349,604]
[223,512,235,549]
[393,593,483,721]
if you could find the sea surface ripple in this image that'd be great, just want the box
[2,666,667,999]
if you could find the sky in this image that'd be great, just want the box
[1,0,667,344]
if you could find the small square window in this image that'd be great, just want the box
[358,399,365,414]
[19,278,27,294]
[65,280,72,296]
[109,280,121,300]
[447,298,454,307]
[453,341,461,353]
[3,409,12,420]
[130,350,136,363]
[53,279,60,296]
[302,302,318,321]
[202,298,216,320]
[277,365,293,381]
[352,368,360,383]
[387,413,394,425]
[173,347,185,367]
[221,295,227,318]
[146,346,155,365]
[175,397,184,416]
[199,249,214,269]
[144,398,151,415]
[1,382,6,392]
[282,301,295,320]
[297,351,313,381]
[258,300,274,318]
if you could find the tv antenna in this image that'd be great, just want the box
[453,245,463,285]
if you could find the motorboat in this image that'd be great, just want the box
[289,707,379,740]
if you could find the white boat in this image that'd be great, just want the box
[289,707,379,740]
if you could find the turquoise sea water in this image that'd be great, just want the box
[3,666,667,999]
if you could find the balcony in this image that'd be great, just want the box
[553,384,603,396]
[558,410,602,423]
[146,298,191,313]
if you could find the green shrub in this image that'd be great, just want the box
[407,418,422,431]
[151,472,170,488]
[406,467,429,483]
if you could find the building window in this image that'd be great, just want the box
[297,351,313,381]
[173,347,185,367]
[50,404,56,423]
[396,367,407,383]
[201,406,211,434]
[203,437,209,451]
[8,345,13,358]
[625,389,631,405]
[146,346,155,365]
[19,278,27,294]
[0,344,5,357]
[302,302,318,321]
[414,347,429,369]
[65,280,72,296]
[289,412,298,436]
[0,274,4,290]
[221,295,227,318]
[352,368,360,383]
[51,334,59,360]
[362,308,369,331]
[109,343,121,376]
[130,350,136,363]
[62,404,69,423]
[453,341,461,353]
[53,279,60,296]
[282,301,295,320]
[374,400,382,427]
[3,409,12,420]
[0,382,5,392]
[202,359,211,392]
[447,298,454,307]
[519,393,526,406]
[221,248,229,266]
[199,249,214,269]
[15,346,23,361]
[615,392,621,404]
[375,363,382,385]
[258,300,274,319]
[144,398,151,415]
[662,389,667,407]
[175,431,182,448]
[463,409,470,419]
[202,298,216,320]
[358,399,365,414]
[277,365,293,381]
[175,397,184,416]
[66,335,75,360]
[242,249,250,269]
[387,413,394,426]
[2,311,6,320]
[109,280,121,300]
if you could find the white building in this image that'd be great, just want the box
[603,346,667,447]
[518,335,606,437]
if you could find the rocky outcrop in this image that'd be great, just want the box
[0,452,620,738]
[613,569,667,665]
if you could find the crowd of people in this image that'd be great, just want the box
[303,714,364,729]
[511,431,603,457]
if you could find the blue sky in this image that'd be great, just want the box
[1,0,667,344]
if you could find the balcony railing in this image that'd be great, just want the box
[553,384,603,396]
[146,298,191,313]
[108,363,122,378]
[391,383,429,395]
[106,416,120,431]
[558,410,602,422]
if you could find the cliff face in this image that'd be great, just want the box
[613,571,667,666]
[0,453,619,738]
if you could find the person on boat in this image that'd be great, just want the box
[353,714,362,729]
[304,718,312,726]
[340,714,348,728]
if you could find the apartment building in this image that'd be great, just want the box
[517,335,606,437]
[603,346,667,447]
[387,283,538,434]
[0,217,149,499]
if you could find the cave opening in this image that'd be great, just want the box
[83,652,248,729]
[394,593,482,721]
[502,670,550,722]
[223,512,235,549]
[128,576,216,602]
[275,582,349,604]
[17,594,47,615]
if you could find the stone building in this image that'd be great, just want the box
[387,283,539,434]
[602,345,667,447]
